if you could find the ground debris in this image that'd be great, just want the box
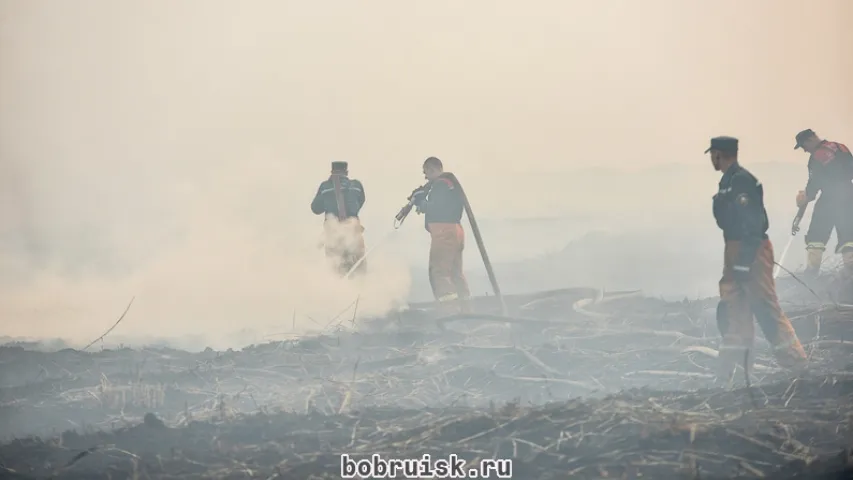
[1,373,851,479]
[0,285,851,479]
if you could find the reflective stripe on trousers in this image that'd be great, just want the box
[806,242,826,251]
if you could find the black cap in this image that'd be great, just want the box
[794,129,815,150]
[704,136,739,154]
[331,161,348,171]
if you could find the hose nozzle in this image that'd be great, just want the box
[396,202,413,221]
[394,184,427,228]
[791,204,807,236]
[394,202,414,229]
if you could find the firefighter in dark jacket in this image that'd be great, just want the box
[793,129,853,278]
[707,136,807,381]
[411,157,471,313]
[311,161,367,276]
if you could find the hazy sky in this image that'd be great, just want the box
[1,0,851,348]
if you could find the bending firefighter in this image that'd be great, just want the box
[410,157,471,313]
[311,161,367,276]
[793,129,853,278]
[707,136,807,382]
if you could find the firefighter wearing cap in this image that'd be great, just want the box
[311,161,367,276]
[707,136,807,381]
[793,129,853,278]
[411,157,471,313]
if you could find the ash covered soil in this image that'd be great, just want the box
[1,278,852,479]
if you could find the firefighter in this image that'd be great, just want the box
[310,161,367,276]
[793,129,853,279]
[411,157,471,313]
[707,136,807,382]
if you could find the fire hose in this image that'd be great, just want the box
[774,203,808,279]
[394,173,509,315]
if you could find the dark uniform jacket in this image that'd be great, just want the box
[310,176,365,219]
[804,140,853,202]
[712,163,769,268]
[412,174,464,230]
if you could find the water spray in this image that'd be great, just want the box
[343,228,398,279]
[774,203,808,279]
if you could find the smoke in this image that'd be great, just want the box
[0,0,851,349]
[0,153,411,349]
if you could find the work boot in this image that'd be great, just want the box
[804,248,824,278]
[773,341,808,372]
[715,344,753,389]
[436,294,462,316]
[835,251,853,302]
[843,251,853,276]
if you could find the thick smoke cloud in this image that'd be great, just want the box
[0,0,850,349]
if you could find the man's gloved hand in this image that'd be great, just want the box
[410,186,427,213]
[796,190,807,208]
[732,264,751,283]
[410,186,427,198]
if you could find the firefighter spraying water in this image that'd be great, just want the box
[792,129,853,294]
[395,157,507,315]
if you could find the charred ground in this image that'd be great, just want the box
[1,277,852,479]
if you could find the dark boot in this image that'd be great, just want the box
[803,248,823,278]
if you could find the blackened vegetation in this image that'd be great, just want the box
[1,278,852,479]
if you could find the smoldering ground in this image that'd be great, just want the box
[1,0,851,350]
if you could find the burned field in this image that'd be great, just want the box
[1,280,852,479]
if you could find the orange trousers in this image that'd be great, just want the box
[428,223,470,312]
[718,240,806,369]
[323,216,366,276]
